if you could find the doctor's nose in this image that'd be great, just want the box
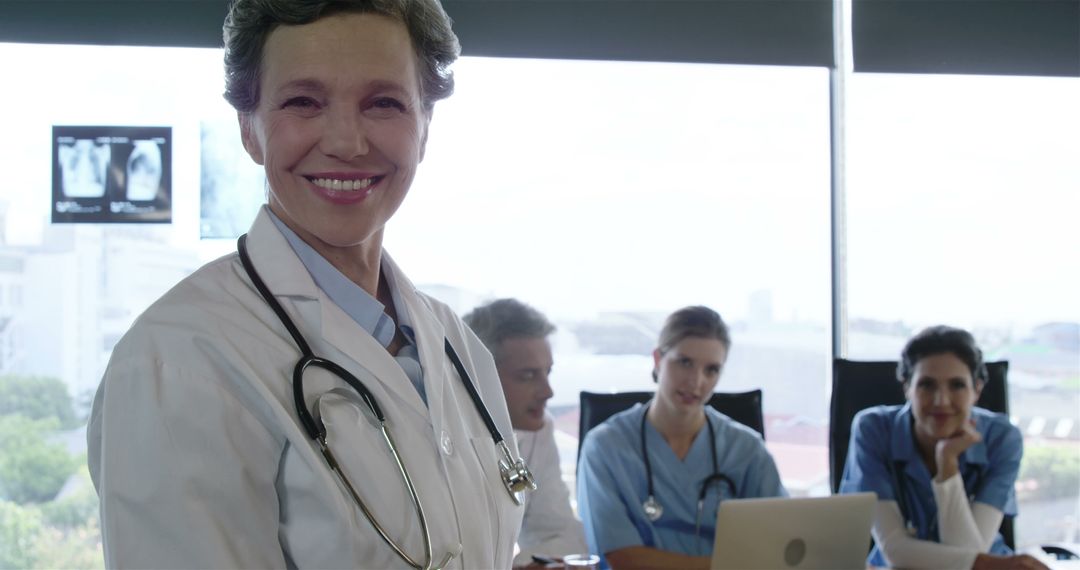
[320,110,370,160]
[537,373,554,401]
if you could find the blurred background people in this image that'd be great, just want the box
[841,325,1047,570]
[576,305,786,570]
[465,298,588,568]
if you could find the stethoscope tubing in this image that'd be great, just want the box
[890,458,984,538]
[639,401,736,543]
[237,234,501,445]
[236,233,528,569]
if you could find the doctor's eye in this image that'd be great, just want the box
[282,96,320,109]
[373,97,406,110]
[367,96,408,117]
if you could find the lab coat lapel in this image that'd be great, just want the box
[382,253,448,413]
[246,207,321,300]
[246,208,429,420]
[317,298,431,420]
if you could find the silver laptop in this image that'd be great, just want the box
[711,493,876,570]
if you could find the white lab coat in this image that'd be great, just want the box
[87,208,523,569]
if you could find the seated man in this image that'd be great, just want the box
[464,299,587,568]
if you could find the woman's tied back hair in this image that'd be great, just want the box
[653,305,731,381]
[896,325,988,386]
[222,0,460,113]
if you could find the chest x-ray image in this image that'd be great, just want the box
[125,140,163,201]
[52,125,172,224]
[58,139,111,198]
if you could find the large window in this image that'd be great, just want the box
[0,34,1076,569]
[844,73,1080,545]
[393,56,834,499]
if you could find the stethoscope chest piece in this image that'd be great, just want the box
[498,441,537,505]
[643,496,663,521]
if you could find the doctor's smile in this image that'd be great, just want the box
[305,174,385,204]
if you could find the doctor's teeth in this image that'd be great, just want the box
[313,177,374,191]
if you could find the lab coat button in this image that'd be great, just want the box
[440,430,454,455]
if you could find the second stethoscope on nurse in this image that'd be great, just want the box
[890,457,985,539]
[640,402,737,542]
[238,235,536,570]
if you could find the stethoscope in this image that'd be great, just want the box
[237,234,536,570]
[639,403,737,542]
[890,458,984,538]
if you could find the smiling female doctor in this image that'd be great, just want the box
[86,1,529,568]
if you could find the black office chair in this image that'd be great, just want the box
[577,389,764,471]
[829,359,1013,548]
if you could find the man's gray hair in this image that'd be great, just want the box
[463,299,555,362]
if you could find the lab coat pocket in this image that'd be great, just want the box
[469,436,522,568]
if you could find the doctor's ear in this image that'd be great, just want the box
[238,113,265,165]
[652,349,662,382]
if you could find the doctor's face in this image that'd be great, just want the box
[653,336,727,417]
[905,352,983,444]
[495,336,554,432]
[240,12,428,253]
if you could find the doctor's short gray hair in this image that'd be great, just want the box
[222,0,460,113]
[463,299,556,363]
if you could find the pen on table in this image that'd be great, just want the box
[531,554,564,567]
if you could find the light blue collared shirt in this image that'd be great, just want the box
[577,402,787,567]
[268,210,426,403]
[839,403,1021,565]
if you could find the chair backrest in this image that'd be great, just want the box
[577,389,764,470]
[829,359,1011,546]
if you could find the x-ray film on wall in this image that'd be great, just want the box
[52,125,172,223]
[200,118,264,239]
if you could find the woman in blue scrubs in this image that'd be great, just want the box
[577,306,786,570]
[841,326,1047,570]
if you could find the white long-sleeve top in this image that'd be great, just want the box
[873,473,1005,569]
[512,413,588,566]
[840,404,1022,569]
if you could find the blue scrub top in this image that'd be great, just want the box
[577,402,786,568]
[839,403,1022,566]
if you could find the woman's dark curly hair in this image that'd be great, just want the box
[897,325,987,386]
